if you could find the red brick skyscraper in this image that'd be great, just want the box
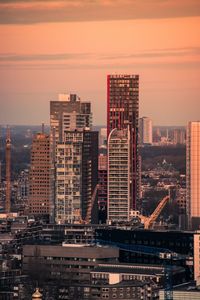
[107,74,139,210]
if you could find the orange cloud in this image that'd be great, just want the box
[0,0,199,24]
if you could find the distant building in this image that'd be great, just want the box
[173,129,186,144]
[55,130,98,224]
[29,133,51,216]
[153,127,161,143]
[108,128,131,223]
[99,127,107,147]
[139,117,152,145]
[107,74,139,210]
[187,121,200,230]
[16,169,29,212]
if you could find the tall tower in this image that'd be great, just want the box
[5,126,11,213]
[29,131,51,216]
[50,94,93,221]
[186,121,200,230]
[108,127,131,223]
[107,74,139,210]
[55,129,98,224]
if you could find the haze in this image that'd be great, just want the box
[0,0,200,126]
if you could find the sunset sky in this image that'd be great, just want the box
[0,0,200,126]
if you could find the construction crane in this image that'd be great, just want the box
[139,195,170,229]
[5,126,11,213]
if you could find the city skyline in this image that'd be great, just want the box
[0,1,200,126]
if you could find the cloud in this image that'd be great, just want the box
[0,52,90,61]
[0,47,199,63]
[0,0,199,24]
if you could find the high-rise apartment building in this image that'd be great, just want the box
[50,93,92,144]
[107,74,139,210]
[187,121,200,230]
[139,117,152,145]
[108,128,131,223]
[50,93,93,222]
[29,133,51,216]
[55,130,98,224]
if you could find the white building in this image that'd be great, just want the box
[107,127,131,223]
[139,117,153,145]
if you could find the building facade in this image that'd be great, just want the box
[187,121,200,230]
[139,117,152,145]
[55,130,98,224]
[29,133,51,216]
[107,74,139,210]
[50,93,92,144]
[50,93,93,223]
[98,154,107,223]
[108,128,131,223]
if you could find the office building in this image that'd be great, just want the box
[108,128,131,223]
[107,74,139,210]
[29,133,51,216]
[139,117,152,145]
[55,130,98,224]
[187,121,200,230]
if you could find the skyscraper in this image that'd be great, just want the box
[50,93,92,144]
[139,117,152,145]
[107,74,139,210]
[29,132,51,216]
[50,93,93,222]
[186,121,200,230]
[108,127,131,222]
[55,129,98,224]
